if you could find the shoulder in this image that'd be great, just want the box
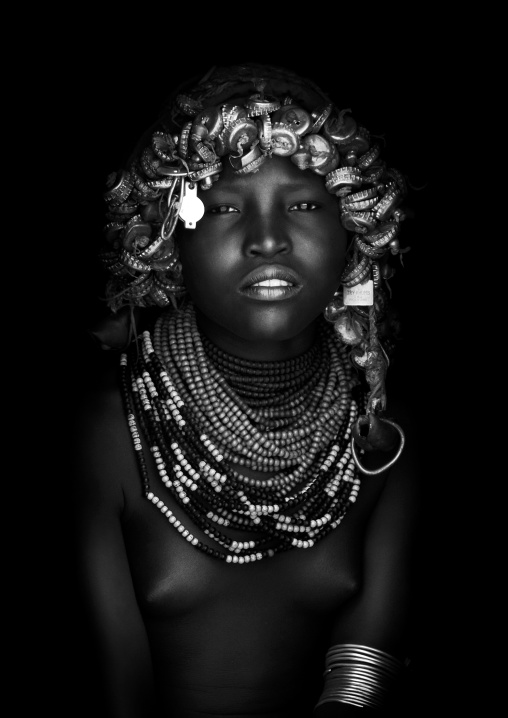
[68,343,135,510]
[361,388,422,545]
[73,346,125,445]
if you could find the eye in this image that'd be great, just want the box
[289,202,320,211]
[207,204,239,214]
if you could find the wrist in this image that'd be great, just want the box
[314,644,407,713]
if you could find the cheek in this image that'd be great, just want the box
[307,231,348,288]
[176,235,234,310]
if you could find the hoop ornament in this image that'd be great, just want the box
[351,415,405,476]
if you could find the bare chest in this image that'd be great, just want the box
[121,463,383,621]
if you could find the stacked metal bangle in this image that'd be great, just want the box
[315,644,407,710]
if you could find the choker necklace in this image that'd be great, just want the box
[120,302,364,563]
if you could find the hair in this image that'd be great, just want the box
[96,62,411,412]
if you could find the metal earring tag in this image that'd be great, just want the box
[343,280,374,306]
[178,180,205,229]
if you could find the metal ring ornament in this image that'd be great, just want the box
[355,236,386,258]
[124,273,154,299]
[341,196,378,211]
[152,131,177,162]
[362,165,385,184]
[374,184,402,221]
[226,117,258,154]
[229,145,264,173]
[274,105,312,136]
[357,144,381,169]
[341,187,378,206]
[351,419,405,476]
[325,168,363,195]
[140,148,161,179]
[178,121,192,159]
[257,114,273,152]
[234,152,267,175]
[194,106,224,140]
[108,201,138,216]
[341,255,372,285]
[270,122,299,156]
[149,284,172,307]
[341,127,371,155]
[245,93,281,116]
[323,108,357,144]
[364,222,400,248]
[221,104,248,128]
[188,161,222,182]
[103,170,134,205]
[137,234,166,260]
[310,103,333,133]
[341,211,377,233]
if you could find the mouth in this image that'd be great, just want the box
[239,265,302,301]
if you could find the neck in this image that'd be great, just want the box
[193,306,320,362]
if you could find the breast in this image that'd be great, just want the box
[122,488,367,620]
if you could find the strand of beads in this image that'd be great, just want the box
[120,303,365,562]
[153,304,354,472]
[201,334,323,408]
[142,321,358,504]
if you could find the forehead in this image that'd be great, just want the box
[204,154,331,196]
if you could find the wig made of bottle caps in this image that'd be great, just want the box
[96,62,411,414]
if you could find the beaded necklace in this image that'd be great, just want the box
[120,302,364,563]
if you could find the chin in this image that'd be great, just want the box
[234,307,320,344]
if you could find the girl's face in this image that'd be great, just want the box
[176,155,348,360]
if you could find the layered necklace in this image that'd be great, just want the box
[120,302,364,563]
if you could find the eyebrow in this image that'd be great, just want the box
[205,179,327,196]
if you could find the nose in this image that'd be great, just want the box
[243,213,291,258]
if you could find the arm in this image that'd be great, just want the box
[314,403,422,716]
[70,362,158,718]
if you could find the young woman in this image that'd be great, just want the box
[71,62,422,717]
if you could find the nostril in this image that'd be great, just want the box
[245,234,290,257]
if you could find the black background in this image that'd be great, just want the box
[21,27,478,717]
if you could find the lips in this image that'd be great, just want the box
[239,265,302,301]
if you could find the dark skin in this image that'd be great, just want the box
[72,157,419,717]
